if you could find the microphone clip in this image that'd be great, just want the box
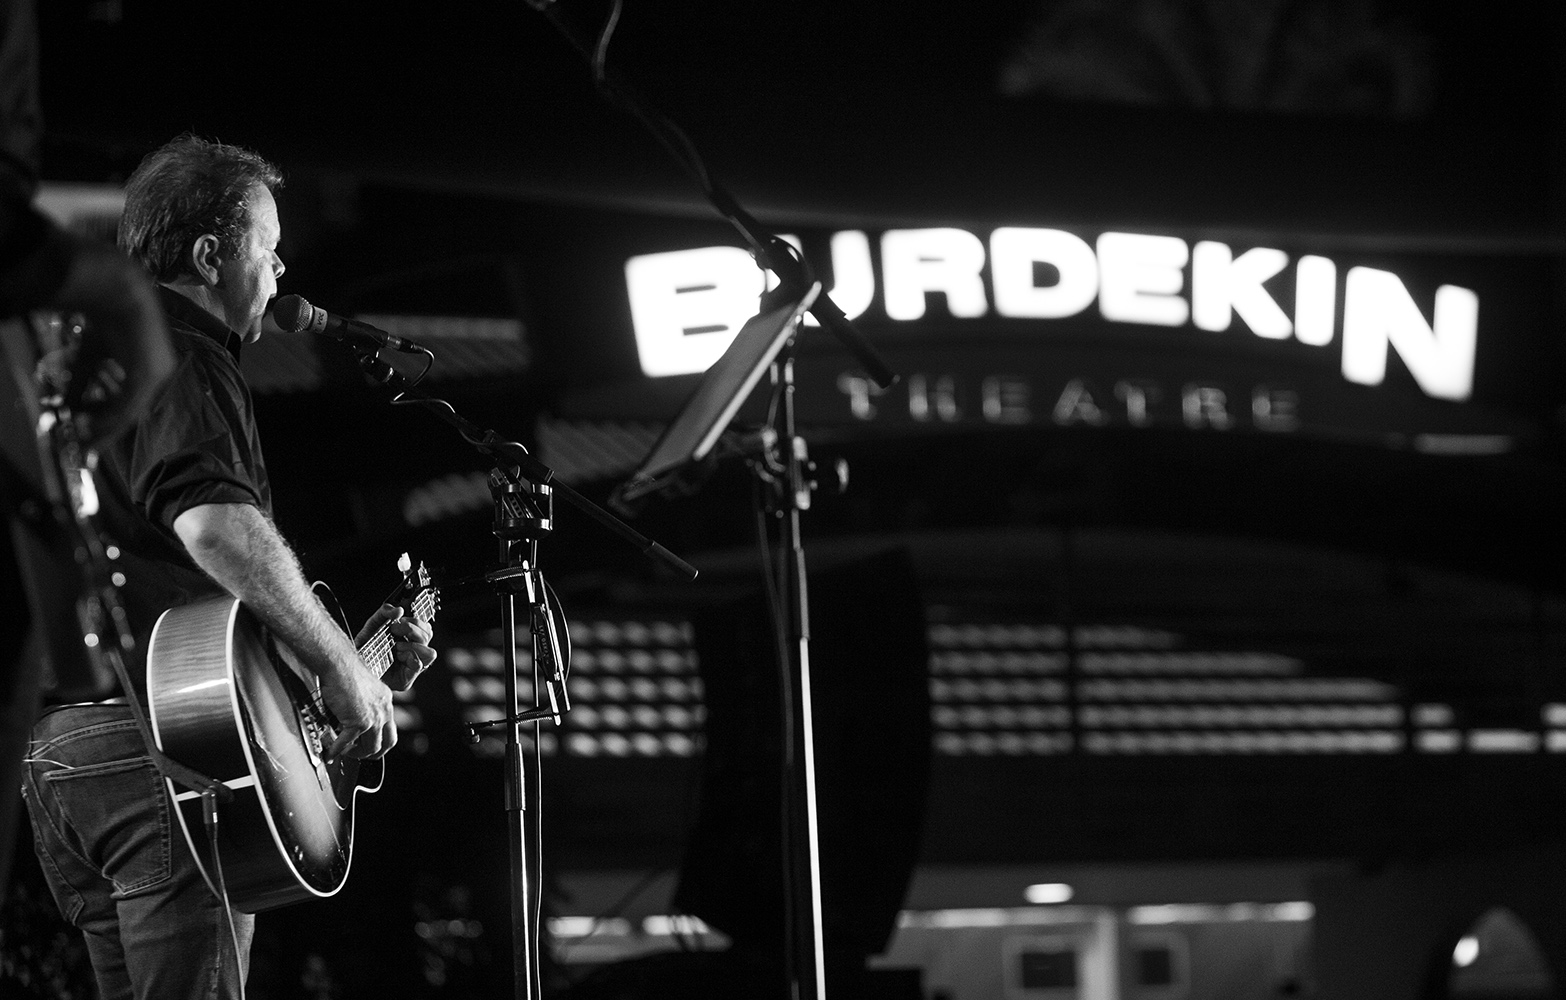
[354,345,396,385]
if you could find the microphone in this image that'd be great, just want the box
[272,294,426,354]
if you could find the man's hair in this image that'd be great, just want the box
[117,135,283,283]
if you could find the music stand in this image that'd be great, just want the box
[612,281,820,508]
[612,278,834,998]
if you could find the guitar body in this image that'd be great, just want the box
[147,587,382,912]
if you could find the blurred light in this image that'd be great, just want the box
[904,908,1012,929]
[995,733,1028,754]
[664,734,698,756]
[625,246,763,377]
[1191,242,1291,338]
[1453,935,1480,967]
[990,228,1098,319]
[643,915,711,936]
[549,917,598,938]
[1412,434,1513,455]
[549,917,630,938]
[1294,255,1337,346]
[453,676,506,702]
[1129,903,1314,924]
[932,651,1066,675]
[1417,730,1462,753]
[1414,703,1455,727]
[1077,678,1395,702]
[630,678,660,701]
[1341,267,1477,401]
[1024,883,1074,905]
[402,471,510,527]
[661,679,693,701]
[1097,232,1189,327]
[598,678,627,700]
[656,651,691,672]
[1081,731,1402,755]
[1468,729,1540,753]
[653,621,690,644]
[881,229,989,320]
[1080,652,1301,676]
[392,705,423,731]
[1079,705,1399,728]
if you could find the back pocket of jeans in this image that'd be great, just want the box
[45,758,171,896]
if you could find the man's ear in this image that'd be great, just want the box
[190,234,224,287]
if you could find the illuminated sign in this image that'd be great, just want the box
[624,228,1480,402]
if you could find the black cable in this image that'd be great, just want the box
[750,456,799,988]
[532,1,764,257]
[591,0,624,87]
[203,790,248,1000]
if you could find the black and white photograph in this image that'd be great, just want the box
[1,1,1563,998]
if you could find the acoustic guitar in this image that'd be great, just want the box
[147,557,438,912]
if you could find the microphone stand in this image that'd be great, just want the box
[348,347,696,1000]
[517,5,899,997]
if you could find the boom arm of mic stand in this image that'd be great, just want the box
[360,354,698,581]
[522,3,899,392]
[759,241,898,391]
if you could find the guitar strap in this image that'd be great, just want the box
[0,315,232,804]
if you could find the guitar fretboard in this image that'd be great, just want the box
[358,588,439,679]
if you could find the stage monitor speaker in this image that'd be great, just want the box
[675,547,932,972]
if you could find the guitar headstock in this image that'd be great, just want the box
[392,552,440,624]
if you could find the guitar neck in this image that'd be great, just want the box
[357,588,438,680]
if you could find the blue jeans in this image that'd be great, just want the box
[21,702,255,1000]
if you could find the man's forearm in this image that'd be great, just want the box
[173,502,362,680]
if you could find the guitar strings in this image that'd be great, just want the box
[302,592,439,719]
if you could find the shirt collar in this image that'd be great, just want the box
[156,284,245,361]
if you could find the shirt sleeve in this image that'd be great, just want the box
[125,337,267,532]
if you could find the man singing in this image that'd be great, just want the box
[20,135,437,1000]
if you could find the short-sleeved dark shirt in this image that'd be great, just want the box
[91,285,272,691]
